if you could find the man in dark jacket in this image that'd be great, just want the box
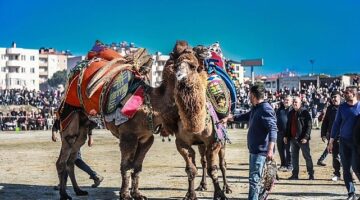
[328,86,360,200]
[223,85,277,200]
[317,91,341,180]
[284,96,314,180]
[276,95,293,171]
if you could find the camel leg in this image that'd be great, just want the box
[206,142,227,200]
[219,144,232,194]
[130,135,154,200]
[119,133,138,200]
[67,151,88,196]
[56,145,72,200]
[196,144,208,191]
[176,138,198,200]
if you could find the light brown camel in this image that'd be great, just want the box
[168,41,229,200]
[56,47,178,200]
[163,42,232,195]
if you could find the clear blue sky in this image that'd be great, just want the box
[1,0,359,76]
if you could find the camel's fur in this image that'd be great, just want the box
[170,41,229,200]
[56,52,178,200]
[56,41,230,200]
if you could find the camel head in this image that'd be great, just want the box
[171,41,208,133]
[170,41,201,82]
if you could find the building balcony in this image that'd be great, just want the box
[6,60,22,67]
[39,62,47,67]
[39,71,48,76]
[6,48,22,55]
[156,65,164,71]
[156,77,162,82]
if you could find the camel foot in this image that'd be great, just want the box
[60,193,72,200]
[214,190,228,200]
[195,182,207,191]
[183,191,197,200]
[223,184,232,194]
[75,189,88,196]
[131,191,148,200]
[119,192,132,200]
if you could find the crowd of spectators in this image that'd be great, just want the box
[0,77,356,132]
[0,88,62,131]
[230,78,349,129]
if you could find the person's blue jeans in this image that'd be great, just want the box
[339,138,360,196]
[249,153,266,200]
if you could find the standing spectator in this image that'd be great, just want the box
[317,91,342,181]
[10,108,18,118]
[311,104,319,129]
[222,85,277,200]
[0,112,3,131]
[276,95,293,171]
[353,76,359,87]
[284,96,314,180]
[328,86,360,200]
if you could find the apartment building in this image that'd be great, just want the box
[39,48,68,84]
[150,52,169,87]
[0,42,39,90]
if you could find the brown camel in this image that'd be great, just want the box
[162,42,232,195]
[56,41,230,200]
[55,46,179,200]
[168,41,229,200]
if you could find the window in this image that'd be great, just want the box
[0,54,5,60]
[8,55,18,60]
[21,67,25,73]
[32,80,35,85]
[16,79,21,85]
[21,55,26,61]
[30,68,35,73]
[30,56,35,61]
[1,67,5,72]
[9,67,19,73]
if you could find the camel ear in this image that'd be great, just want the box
[173,40,188,57]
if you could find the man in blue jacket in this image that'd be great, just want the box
[222,85,277,200]
[328,86,360,200]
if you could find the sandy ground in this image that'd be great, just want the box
[0,128,351,200]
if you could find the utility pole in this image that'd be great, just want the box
[309,59,315,76]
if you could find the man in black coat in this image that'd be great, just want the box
[276,95,293,171]
[284,96,314,180]
[317,91,342,181]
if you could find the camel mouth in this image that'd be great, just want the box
[176,72,187,81]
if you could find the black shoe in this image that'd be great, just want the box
[309,175,315,180]
[346,193,356,200]
[91,174,104,188]
[288,174,299,180]
[53,184,60,190]
[317,160,326,166]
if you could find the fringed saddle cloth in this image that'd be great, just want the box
[59,41,153,130]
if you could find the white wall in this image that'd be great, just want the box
[0,47,39,90]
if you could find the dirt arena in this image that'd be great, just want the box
[0,128,351,200]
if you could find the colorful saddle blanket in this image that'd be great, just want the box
[206,74,230,119]
[63,41,149,119]
[205,59,237,113]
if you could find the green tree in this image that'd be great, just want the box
[48,70,67,87]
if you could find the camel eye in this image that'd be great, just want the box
[189,64,197,70]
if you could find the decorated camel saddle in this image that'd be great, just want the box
[59,41,153,131]
[193,42,237,143]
